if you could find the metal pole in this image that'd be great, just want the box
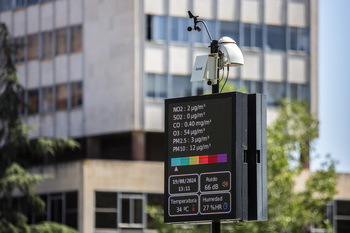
[209,40,220,233]
[210,40,219,94]
[211,221,221,233]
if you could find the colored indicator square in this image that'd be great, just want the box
[171,158,181,167]
[208,154,218,163]
[199,155,208,164]
[190,156,199,165]
[180,157,190,166]
[217,154,227,163]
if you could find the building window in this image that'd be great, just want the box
[0,0,12,12]
[95,191,117,229]
[42,31,53,59]
[243,23,262,48]
[94,192,146,230]
[33,195,47,223]
[56,83,68,110]
[49,193,63,223]
[0,0,51,11]
[46,192,78,229]
[146,73,167,99]
[13,0,25,9]
[25,81,82,115]
[146,74,198,99]
[267,25,286,50]
[56,28,67,55]
[42,86,53,113]
[146,15,167,41]
[220,21,240,44]
[290,83,298,100]
[267,81,285,106]
[15,37,25,63]
[28,34,39,60]
[170,17,190,43]
[14,25,82,63]
[299,83,310,104]
[172,75,191,98]
[289,27,310,53]
[244,80,263,94]
[120,193,144,228]
[290,83,310,104]
[65,192,79,229]
[194,20,215,44]
[28,89,39,115]
[70,25,82,53]
[192,82,204,96]
[71,81,83,108]
[28,0,39,6]
[13,191,78,230]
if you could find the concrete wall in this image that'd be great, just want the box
[1,0,143,139]
[83,160,163,233]
[295,170,350,201]
[334,173,350,200]
[82,160,163,232]
[83,0,139,135]
[30,160,163,233]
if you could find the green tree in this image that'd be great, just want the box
[219,80,247,94]
[150,87,337,232]
[249,98,337,233]
[224,98,336,233]
[0,23,79,232]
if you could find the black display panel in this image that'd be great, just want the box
[164,92,248,223]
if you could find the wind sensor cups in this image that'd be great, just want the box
[218,36,244,67]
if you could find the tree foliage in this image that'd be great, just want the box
[256,98,337,233]
[149,86,337,232]
[0,23,79,232]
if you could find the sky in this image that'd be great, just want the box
[310,0,350,173]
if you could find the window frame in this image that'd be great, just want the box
[94,192,146,230]
[95,191,118,229]
[289,26,310,53]
[14,37,26,63]
[56,83,68,111]
[70,25,83,53]
[71,81,83,109]
[146,14,167,42]
[146,73,168,99]
[27,34,39,61]
[267,81,286,106]
[41,31,53,59]
[119,193,145,229]
[172,75,191,98]
[243,23,262,49]
[41,86,54,113]
[56,27,68,55]
[219,21,240,44]
[267,25,286,51]
[28,89,39,115]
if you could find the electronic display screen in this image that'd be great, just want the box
[165,93,241,223]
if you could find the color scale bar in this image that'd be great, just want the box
[171,154,227,167]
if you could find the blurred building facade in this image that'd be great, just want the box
[1,0,348,232]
